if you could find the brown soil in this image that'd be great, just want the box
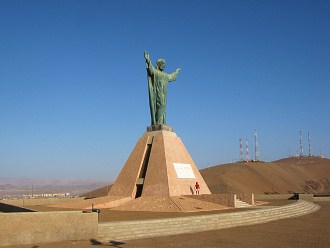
[201,157,330,194]
[6,201,330,248]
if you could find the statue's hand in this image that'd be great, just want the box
[176,68,182,74]
[144,51,150,61]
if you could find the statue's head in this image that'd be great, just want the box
[156,59,166,71]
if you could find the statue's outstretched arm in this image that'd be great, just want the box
[144,51,150,64]
[169,68,182,82]
[144,51,154,75]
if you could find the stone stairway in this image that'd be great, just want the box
[235,199,252,208]
[97,200,320,242]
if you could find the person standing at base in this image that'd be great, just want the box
[195,182,200,195]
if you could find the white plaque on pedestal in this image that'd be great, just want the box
[173,163,196,179]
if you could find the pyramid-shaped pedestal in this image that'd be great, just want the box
[109,127,211,198]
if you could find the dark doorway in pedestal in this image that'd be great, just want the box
[135,184,143,198]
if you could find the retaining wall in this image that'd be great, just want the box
[314,196,330,202]
[236,193,254,205]
[255,193,315,202]
[0,211,98,247]
[255,194,294,200]
[185,194,236,207]
[298,194,314,201]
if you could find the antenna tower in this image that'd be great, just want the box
[299,130,303,157]
[245,138,250,162]
[254,128,260,161]
[239,138,243,162]
[308,131,311,156]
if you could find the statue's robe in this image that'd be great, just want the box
[146,62,178,125]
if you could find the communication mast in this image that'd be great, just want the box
[308,131,311,156]
[239,138,243,162]
[246,138,250,162]
[254,128,260,161]
[299,130,303,157]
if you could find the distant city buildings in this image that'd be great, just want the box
[0,192,73,200]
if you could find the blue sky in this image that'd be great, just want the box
[1,0,329,180]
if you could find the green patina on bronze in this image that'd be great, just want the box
[144,51,181,125]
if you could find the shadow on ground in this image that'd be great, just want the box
[90,239,126,247]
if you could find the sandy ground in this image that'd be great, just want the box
[6,201,330,248]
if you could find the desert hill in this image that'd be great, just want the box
[80,184,112,198]
[200,156,330,194]
[80,156,330,197]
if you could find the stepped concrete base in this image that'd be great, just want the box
[97,200,320,242]
[235,199,252,208]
